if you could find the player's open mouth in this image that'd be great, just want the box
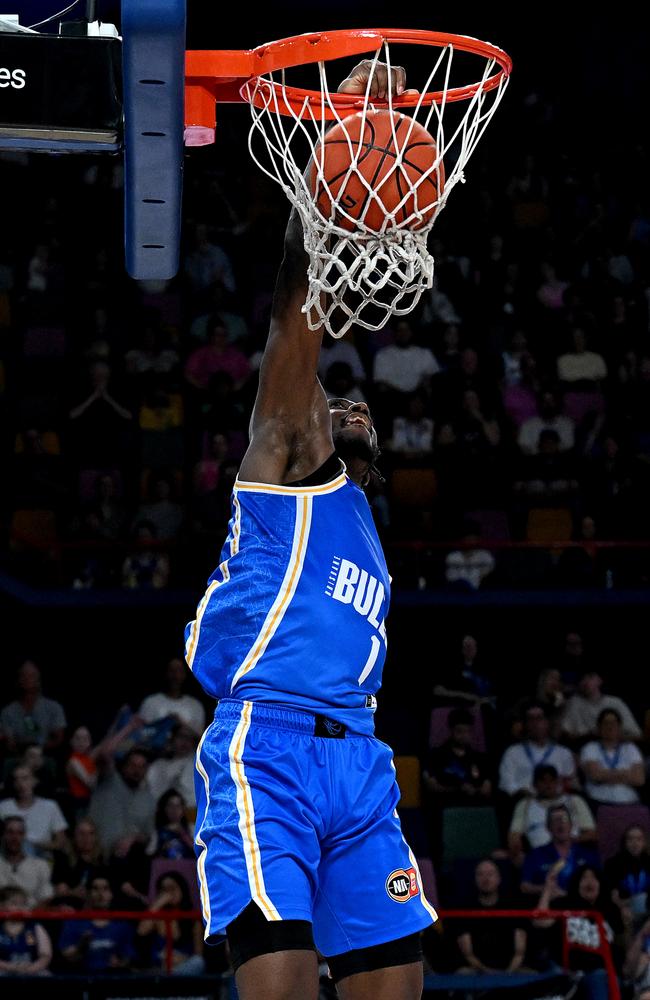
[344,415,371,431]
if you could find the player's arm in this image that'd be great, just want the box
[238,208,331,486]
[238,60,408,487]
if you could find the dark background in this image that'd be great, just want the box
[3,1,649,743]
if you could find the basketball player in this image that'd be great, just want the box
[185,60,436,1000]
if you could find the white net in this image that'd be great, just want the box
[243,38,509,338]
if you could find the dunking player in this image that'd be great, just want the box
[185,60,436,1000]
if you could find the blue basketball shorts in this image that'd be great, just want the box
[194,698,437,957]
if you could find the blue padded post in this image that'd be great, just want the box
[122,0,186,280]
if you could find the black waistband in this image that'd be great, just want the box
[314,714,346,738]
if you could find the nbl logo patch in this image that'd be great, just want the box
[386,867,419,903]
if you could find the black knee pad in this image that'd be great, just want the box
[227,901,315,972]
[326,932,422,983]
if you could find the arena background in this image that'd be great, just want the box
[2,1,648,743]
[1,3,650,996]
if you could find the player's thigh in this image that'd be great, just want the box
[336,960,423,1000]
[312,793,436,956]
[235,949,319,1000]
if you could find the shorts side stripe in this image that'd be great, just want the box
[228,701,281,921]
[194,729,213,933]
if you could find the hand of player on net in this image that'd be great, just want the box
[337,59,419,99]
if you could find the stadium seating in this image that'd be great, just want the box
[596,803,650,862]
[429,705,486,752]
[440,806,500,871]
[393,754,422,808]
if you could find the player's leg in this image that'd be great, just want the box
[234,951,319,1000]
[336,963,423,1000]
[329,934,424,1000]
[194,704,323,997]
[313,738,436,996]
[227,900,319,1000]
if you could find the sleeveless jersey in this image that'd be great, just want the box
[185,468,390,735]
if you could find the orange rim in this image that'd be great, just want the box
[185,27,512,125]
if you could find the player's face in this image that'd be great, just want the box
[329,398,378,460]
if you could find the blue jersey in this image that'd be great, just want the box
[185,468,390,735]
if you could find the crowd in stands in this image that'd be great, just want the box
[0,638,648,997]
[2,75,650,595]
[2,43,650,1000]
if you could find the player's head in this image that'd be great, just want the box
[327,397,381,487]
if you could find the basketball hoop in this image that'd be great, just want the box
[185,29,512,337]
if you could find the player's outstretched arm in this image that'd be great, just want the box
[238,60,409,488]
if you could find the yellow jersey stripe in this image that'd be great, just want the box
[230,496,312,689]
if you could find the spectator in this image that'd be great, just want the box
[517,389,575,455]
[184,319,250,392]
[318,332,366,389]
[520,804,600,897]
[558,327,608,385]
[51,818,104,906]
[65,726,98,815]
[67,361,133,466]
[422,707,492,806]
[624,915,650,992]
[146,724,197,811]
[0,817,53,907]
[507,764,596,868]
[134,471,184,542]
[579,708,645,806]
[0,886,52,977]
[183,223,235,294]
[455,859,528,974]
[535,260,568,312]
[502,351,540,429]
[535,864,626,1000]
[73,471,126,544]
[152,790,195,860]
[499,702,576,800]
[189,281,248,344]
[514,428,579,501]
[501,329,530,387]
[59,873,135,973]
[604,825,650,922]
[561,669,641,743]
[0,765,68,859]
[121,521,170,590]
[432,635,495,707]
[444,523,496,591]
[124,314,180,379]
[372,319,439,417]
[323,361,366,406]
[1,743,57,799]
[136,871,204,974]
[192,431,230,497]
[535,668,567,737]
[386,390,434,461]
[138,657,205,739]
[88,748,155,865]
[558,630,589,687]
[0,660,66,754]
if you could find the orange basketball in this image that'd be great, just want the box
[310,109,445,233]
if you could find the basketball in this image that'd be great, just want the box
[310,109,445,233]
